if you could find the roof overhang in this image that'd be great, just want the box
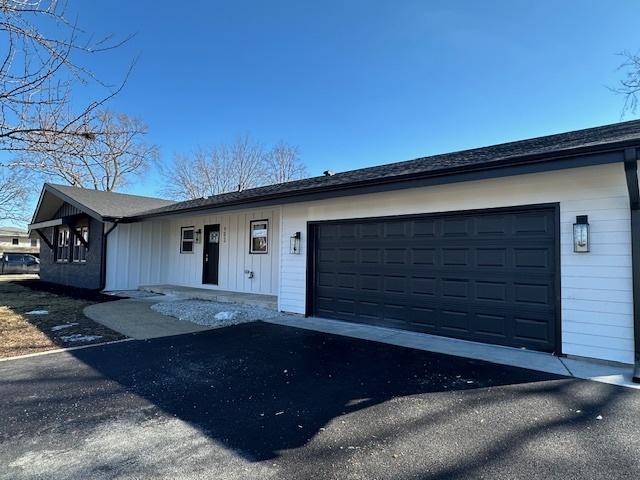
[124,144,633,222]
[28,218,63,231]
[30,184,105,225]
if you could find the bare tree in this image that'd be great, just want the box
[20,109,158,191]
[161,148,236,200]
[0,0,132,154]
[265,141,307,184]
[0,0,133,221]
[0,168,29,222]
[162,135,270,200]
[614,51,640,116]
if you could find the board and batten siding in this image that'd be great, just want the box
[105,208,280,295]
[278,162,635,364]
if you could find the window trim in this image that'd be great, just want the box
[180,226,195,254]
[55,226,70,263]
[72,226,89,263]
[249,219,269,254]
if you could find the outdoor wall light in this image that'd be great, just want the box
[573,215,589,253]
[195,229,202,244]
[290,232,301,254]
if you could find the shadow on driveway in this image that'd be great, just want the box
[1,321,638,479]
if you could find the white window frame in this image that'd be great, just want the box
[72,226,89,263]
[56,227,70,263]
[249,219,269,254]
[180,226,195,254]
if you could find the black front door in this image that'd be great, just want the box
[202,224,220,285]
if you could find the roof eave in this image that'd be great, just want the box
[125,139,640,221]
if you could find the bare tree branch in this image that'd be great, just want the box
[264,141,307,184]
[0,0,134,221]
[0,167,29,222]
[0,0,133,153]
[161,136,308,201]
[613,50,640,116]
[17,109,158,191]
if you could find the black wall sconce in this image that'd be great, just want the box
[573,215,589,253]
[195,228,202,244]
[290,231,301,254]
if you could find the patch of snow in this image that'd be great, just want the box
[60,334,103,343]
[214,311,240,321]
[25,310,48,315]
[51,323,79,331]
[596,415,603,420]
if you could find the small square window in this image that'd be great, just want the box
[181,227,195,253]
[249,220,268,254]
[11,238,18,245]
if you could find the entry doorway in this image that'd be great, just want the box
[202,224,220,285]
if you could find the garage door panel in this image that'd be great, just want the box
[312,206,558,352]
[513,248,551,268]
[413,220,436,237]
[475,281,508,302]
[476,215,509,235]
[476,248,508,267]
[472,312,508,338]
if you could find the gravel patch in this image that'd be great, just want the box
[150,300,291,327]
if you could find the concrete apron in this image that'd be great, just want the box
[87,295,639,390]
[262,316,640,390]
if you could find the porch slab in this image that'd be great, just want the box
[138,284,278,310]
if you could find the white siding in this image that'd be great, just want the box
[105,208,280,295]
[278,163,635,364]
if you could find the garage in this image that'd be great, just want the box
[309,205,559,353]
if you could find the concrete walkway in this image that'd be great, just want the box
[263,315,640,390]
[84,297,213,340]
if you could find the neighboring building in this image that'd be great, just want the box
[29,120,640,379]
[0,227,39,255]
[28,185,174,289]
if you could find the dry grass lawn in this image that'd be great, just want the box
[0,277,126,358]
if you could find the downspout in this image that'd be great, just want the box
[623,147,640,383]
[99,220,120,291]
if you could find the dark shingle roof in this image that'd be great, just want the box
[46,184,175,219]
[133,119,640,219]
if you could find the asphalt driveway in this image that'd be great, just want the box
[1,322,639,480]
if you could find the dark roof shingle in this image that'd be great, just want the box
[134,119,640,218]
[47,184,175,219]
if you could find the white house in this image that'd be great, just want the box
[29,120,640,381]
[0,227,39,255]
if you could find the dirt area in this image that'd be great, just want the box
[0,276,126,359]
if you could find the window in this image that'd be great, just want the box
[31,238,38,247]
[11,237,18,245]
[56,227,70,262]
[249,220,269,254]
[72,226,88,263]
[181,227,194,253]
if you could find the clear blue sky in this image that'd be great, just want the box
[43,1,640,197]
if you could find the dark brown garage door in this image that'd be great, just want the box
[310,205,559,352]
